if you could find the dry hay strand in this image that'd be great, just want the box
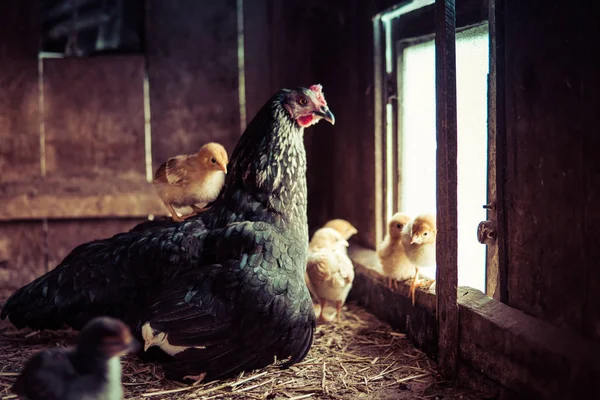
[0,301,482,400]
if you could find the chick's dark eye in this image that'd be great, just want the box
[211,158,216,163]
[396,224,402,228]
[423,232,428,236]
[298,97,308,106]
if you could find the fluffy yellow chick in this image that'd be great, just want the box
[323,219,358,240]
[153,142,228,222]
[377,212,415,290]
[401,214,437,305]
[305,227,355,322]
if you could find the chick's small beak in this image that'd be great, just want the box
[315,106,335,125]
[220,164,228,174]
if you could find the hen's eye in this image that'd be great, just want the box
[298,97,308,106]
[396,224,401,228]
[211,158,216,163]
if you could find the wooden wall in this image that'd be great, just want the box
[146,0,240,168]
[501,1,600,342]
[0,1,241,290]
[0,0,46,289]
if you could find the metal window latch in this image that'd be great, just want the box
[477,220,497,245]
[482,203,495,210]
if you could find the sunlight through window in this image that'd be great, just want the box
[399,24,489,291]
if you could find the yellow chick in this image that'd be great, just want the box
[153,142,228,222]
[377,212,415,290]
[401,214,437,305]
[305,227,355,322]
[323,219,358,241]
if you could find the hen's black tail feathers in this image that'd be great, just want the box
[0,230,151,331]
[281,320,315,368]
[1,268,82,331]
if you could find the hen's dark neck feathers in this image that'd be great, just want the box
[207,90,308,231]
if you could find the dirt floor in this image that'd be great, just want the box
[0,296,484,400]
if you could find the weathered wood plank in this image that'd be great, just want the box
[434,0,459,380]
[46,219,145,270]
[459,290,600,399]
[0,222,46,290]
[43,56,146,180]
[484,0,502,301]
[503,2,595,335]
[373,14,386,248]
[243,0,273,122]
[146,0,240,170]
[457,362,501,399]
[580,10,600,342]
[0,178,165,220]
[0,0,40,183]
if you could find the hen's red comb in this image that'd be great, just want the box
[309,84,327,106]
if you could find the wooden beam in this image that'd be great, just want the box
[0,178,165,220]
[373,15,386,247]
[434,0,459,380]
[489,0,508,303]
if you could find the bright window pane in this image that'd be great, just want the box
[398,24,489,292]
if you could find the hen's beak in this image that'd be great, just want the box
[315,106,335,125]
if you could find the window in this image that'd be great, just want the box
[376,1,490,293]
[41,0,144,57]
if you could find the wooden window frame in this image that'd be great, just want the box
[374,0,498,296]
[355,0,598,390]
[373,0,491,378]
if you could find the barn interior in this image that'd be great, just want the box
[0,0,598,399]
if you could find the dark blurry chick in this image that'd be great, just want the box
[12,316,138,400]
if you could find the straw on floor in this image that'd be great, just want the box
[0,301,481,400]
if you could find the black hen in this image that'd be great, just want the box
[1,85,335,382]
[12,316,138,400]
